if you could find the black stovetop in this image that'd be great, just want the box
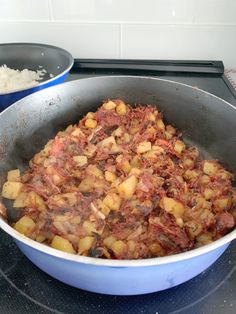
[1,60,236,314]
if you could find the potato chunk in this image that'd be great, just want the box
[161,197,185,218]
[7,169,20,182]
[137,141,152,154]
[174,140,185,154]
[51,235,75,254]
[116,101,127,115]
[111,240,127,257]
[203,161,218,176]
[2,181,23,199]
[103,100,117,110]
[85,118,97,129]
[79,236,94,253]
[117,175,138,199]
[14,216,35,235]
[73,155,88,167]
[103,193,121,211]
[13,192,28,208]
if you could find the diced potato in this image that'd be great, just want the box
[232,188,236,205]
[183,158,194,169]
[85,118,97,129]
[204,188,214,200]
[103,235,116,249]
[137,141,152,154]
[111,240,127,257]
[73,155,88,167]
[105,171,117,183]
[119,160,131,174]
[27,191,46,211]
[71,127,84,137]
[129,168,142,176]
[166,125,176,135]
[2,181,23,199]
[117,175,138,199]
[51,235,75,254]
[70,216,81,224]
[130,155,142,168]
[86,165,103,178]
[196,232,213,245]
[165,131,173,140]
[7,169,20,182]
[149,242,163,255]
[82,220,97,235]
[199,175,210,185]
[152,145,165,155]
[127,240,136,252]
[156,119,165,131]
[161,197,185,218]
[103,193,121,211]
[83,144,97,157]
[176,217,184,227]
[123,133,131,143]
[112,127,123,137]
[183,169,199,180]
[86,112,95,119]
[103,100,117,110]
[14,216,35,235]
[36,235,46,243]
[203,161,219,176]
[214,197,231,211]
[78,176,94,192]
[98,136,116,148]
[148,113,156,121]
[13,192,28,208]
[116,102,127,115]
[79,236,94,253]
[174,140,185,154]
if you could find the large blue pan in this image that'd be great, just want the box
[0,76,235,295]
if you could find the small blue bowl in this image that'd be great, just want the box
[0,43,74,111]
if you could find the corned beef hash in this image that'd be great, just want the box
[1,99,236,259]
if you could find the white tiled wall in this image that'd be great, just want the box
[0,0,236,68]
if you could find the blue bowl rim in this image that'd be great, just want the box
[0,42,74,96]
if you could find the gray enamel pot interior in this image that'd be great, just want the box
[0,76,236,295]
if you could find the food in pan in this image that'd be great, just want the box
[0,64,46,93]
[1,99,236,259]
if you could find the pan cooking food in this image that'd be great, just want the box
[1,99,236,259]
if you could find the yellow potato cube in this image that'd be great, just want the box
[82,221,97,235]
[166,125,176,135]
[156,119,165,130]
[199,175,210,185]
[7,169,20,182]
[103,235,117,249]
[73,155,88,167]
[203,161,219,176]
[183,169,199,180]
[117,175,138,199]
[105,171,117,183]
[36,235,46,243]
[27,191,46,211]
[85,118,97,129]
[98,136,116,148]
[51,235,75,254]
[137,141,152,154]
[103,100,117,110]
[14,216,35,235]
[86,165,103,178]
[149,243,163,255]
[116,102,127,115]
[13,192,28,208]
[214,197,231,211]
[111,240,127,257]
[2,181,23,199]
[174,140,185,154]
[78,176,94,192]
[161,197,185,218]
[148,113,156,121]
[86,112,95,119]
[103,193,121,211]
[79,236,94,253]
[204,188,214,200]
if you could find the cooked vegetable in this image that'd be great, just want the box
[2,100,235,260]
